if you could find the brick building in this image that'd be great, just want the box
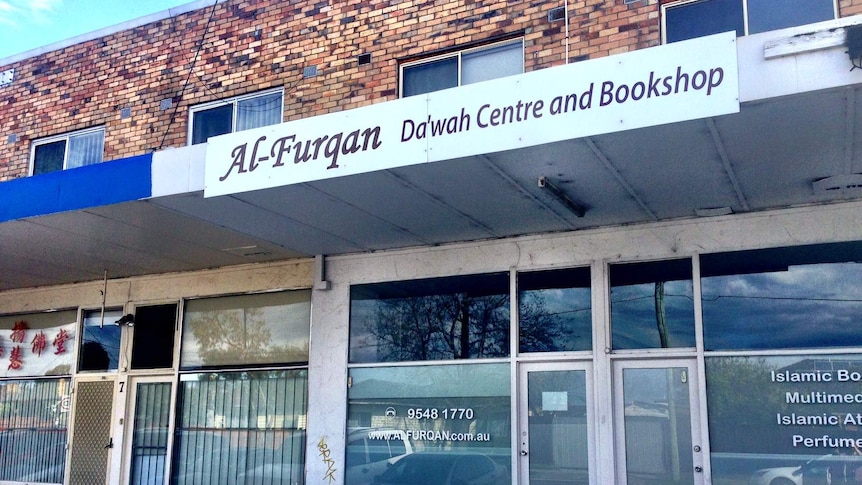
[2,0,862,484]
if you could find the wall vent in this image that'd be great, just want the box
[303,66,318,78]
[548,7,565,22]
[358,53,372,65]
[0,68,13,87]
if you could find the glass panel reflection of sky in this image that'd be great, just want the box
[702,243,862,351]
[519,268,591,353]
[80,309,122,371]
[610,259,695,350]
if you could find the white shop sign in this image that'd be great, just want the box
[205,32,739,197]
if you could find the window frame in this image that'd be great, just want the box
[29,126,106,176]
[187,88,285,145]
[399,38,525,98]
[660,0,838,44]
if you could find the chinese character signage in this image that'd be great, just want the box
[0,311,77,377]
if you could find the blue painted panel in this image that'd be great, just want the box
[0,154,152,223]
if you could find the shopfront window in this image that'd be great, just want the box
[706,354,862,484]
[173,290,310,484]
[610,259,695,349]
[172,370,307,485]
[349,273,510,363]
[0,378,70,483]
[0,310,77,377]
[346,364,511,485]
[180,291,311,369]
[518,267,592,353]
[701,242,862,351]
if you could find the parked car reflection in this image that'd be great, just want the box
[372,452,506,485]
[750,454,862,485]
[346,428,413,485]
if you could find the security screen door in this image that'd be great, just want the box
[613,359,703,485]
[126,377,174,485]
[518,362,593,485]
[68,378,116,485]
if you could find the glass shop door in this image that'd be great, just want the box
[518,362,593,485]
[613,359,704,485]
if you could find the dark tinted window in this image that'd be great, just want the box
[665,0,744,43]
[518,267,591,353]
[349,273,510,363]
[131,304,176,369]
[191,103,232,145]
[402,57,458,97]
[747,0,834,34]
[32,139,66,175]
[701,242,862,351]
[610,259,695,349]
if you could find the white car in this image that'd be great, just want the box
[346,428,414,485]
[749,454,862,485]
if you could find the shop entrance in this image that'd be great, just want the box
[518,362,593,485]
[124,376,175,485]
[68,377,116,485]
[613,359,703,485]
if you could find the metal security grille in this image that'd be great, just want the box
[130,382,172,485]
[0,378,69,483]
[172,370,308,485]
[69,380,114,485]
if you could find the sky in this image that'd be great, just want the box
[0,0,205,59]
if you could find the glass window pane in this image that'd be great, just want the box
[664,0,744,43]
[0,310,77,377]
[402,57,458,97]
[191,103,233,145]
[701,242,862,351]
[33,139,66,175]
[349,273,510,363]
[610,259,695,349]
[747,0,834,34]
[172,370,307,485]
[66,130,104,169]
[462,41,523,85]
[346,363,511,485]
[518,267,591,353]
[236,92,283,132]
[181,291,310,369]
[0,378,70,483]
[79,309,122,372]
[706,355,862,483]
[131,304,176,370]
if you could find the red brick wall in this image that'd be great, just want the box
[0,0,658,180]
[841,0,862,16]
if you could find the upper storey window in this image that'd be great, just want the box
[663,0,836,43]
[31,127,105,175]
[400,39,524,97]
[188,89,283,145]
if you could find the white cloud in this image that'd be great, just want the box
[0,0,61,28]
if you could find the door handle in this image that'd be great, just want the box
[104,438,113,449]
[694,466,703,473]
[520,450,528,456]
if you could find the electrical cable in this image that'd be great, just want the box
[156,0,221,151]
